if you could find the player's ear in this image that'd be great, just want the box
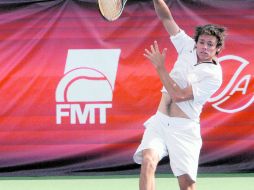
[216,48,221,55]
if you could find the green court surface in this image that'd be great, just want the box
[0,174,254,190]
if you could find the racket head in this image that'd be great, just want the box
[98,0,127,21]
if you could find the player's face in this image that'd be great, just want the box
[196,34,220,62]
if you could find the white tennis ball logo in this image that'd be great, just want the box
[56,67,112,102]
[55,49,120,125]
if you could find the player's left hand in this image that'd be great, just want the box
[144,41,167,70]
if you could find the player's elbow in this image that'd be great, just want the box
[171,93,193,103]
[171,86,194,102]
[171,96,185,103]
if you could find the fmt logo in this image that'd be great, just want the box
[56,49,120,125]
[209,55,254,113]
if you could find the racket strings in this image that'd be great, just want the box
[98,0,124,21]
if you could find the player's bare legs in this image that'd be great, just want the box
[139,149,160,190]
[178,174,196,190]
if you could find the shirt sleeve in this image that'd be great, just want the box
[170,30,195,54]
[192,75,222,105]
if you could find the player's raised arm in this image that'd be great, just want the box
[153,0,180,36]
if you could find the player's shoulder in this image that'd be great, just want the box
[171,29,195,52]
[171,30,194,42]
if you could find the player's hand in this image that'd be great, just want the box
[144,41,167,70]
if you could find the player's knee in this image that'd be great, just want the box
[178,174,196,190]
[141,154,158,174]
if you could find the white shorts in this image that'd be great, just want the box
[133,111,202,181]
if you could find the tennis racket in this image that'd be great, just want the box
[98,0,128,21]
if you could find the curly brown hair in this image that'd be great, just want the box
[194,24,227,55]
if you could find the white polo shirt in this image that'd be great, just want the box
[161,30,223,122]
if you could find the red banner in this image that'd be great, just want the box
[0,0,253,175]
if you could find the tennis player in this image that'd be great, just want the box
[133,0,226,190]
